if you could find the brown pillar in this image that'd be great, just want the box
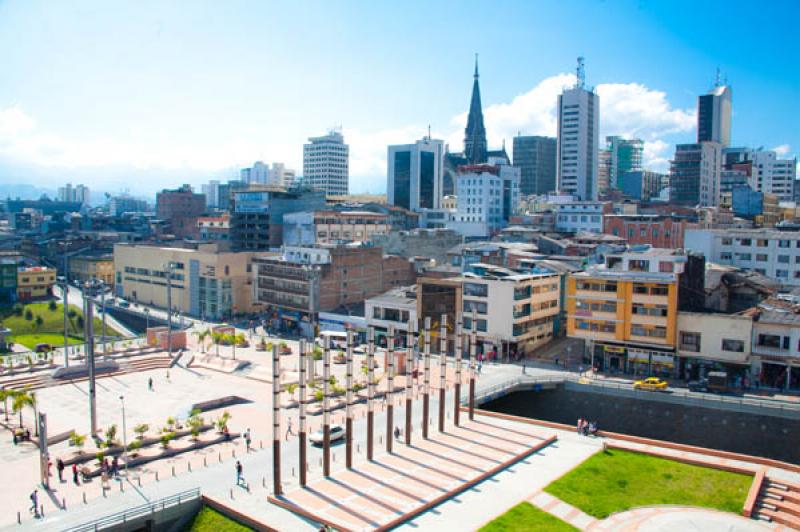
[345,328,354,468]
[298,339,307,486]
[367,327,375,460]
[438,314,447,433]
[422,317,431,439]
[322,335,331,476]
[386,325,395,453]
[272,345,282,495]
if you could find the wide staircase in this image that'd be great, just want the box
[0,354,173,392]
[753,476,800,529]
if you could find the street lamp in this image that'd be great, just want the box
[144,308,150,332]
[119,395,128,477]
[163,262,175,359]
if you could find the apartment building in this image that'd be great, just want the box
[685,229,800,287]
[417,266,561,358]
[197,214,230,242]
[554,201,612,233]
[751,300,800,390]
[155,184,206,239]
[282,210,390,246]
[114,243,259,319]
[69,253,115,286]
[365,285,418,346]
[603,214,697,248]
[566,249,703,376]
[676,311,753,382]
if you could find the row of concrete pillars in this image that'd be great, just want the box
[273,312,479,496]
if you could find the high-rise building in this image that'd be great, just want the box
[109,194,149,216]
[512,135,556,196]
[669,142,723,206]
[270,163,296,188]
[240,161,271,185]
[303,130,349,196]
[556,57,599,200]
[697,79,732,147]
[724,147,796,202]
[202,180,220,208]
[597,148,611,197]
[387,137,445,211]
[606,136,644,188]
[58,183,90,206]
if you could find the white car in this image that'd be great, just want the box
[309,424,345,446]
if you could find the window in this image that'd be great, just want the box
[738,253,752,261]
[720,252,732,260]
[779,240,791,248]
[776,269,789,278]
[629,260,649,271]
[739,238,752,246]
[756,254,768,262]
[721,238,733,245]
[757,239,768,247]
[463,300,487,315]
[778,255,790,264]
[721,339,744,352]
[680,332,701,352]
[659,262,674,273]
[757,334,781,348]
[783,336,790,350]
[650,286,669,296]
[463,282,488,297]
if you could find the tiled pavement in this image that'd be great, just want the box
[272,416,554,531]
[530,491,598,530]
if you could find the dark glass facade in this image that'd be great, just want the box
[420,151,435,209]
[393,151,411,210]
[512,136,556,195]
[697,95,714,144]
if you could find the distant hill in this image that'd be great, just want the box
[0,183,57,200]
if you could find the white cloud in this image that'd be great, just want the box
[773,144,791,156]
[0,74,696,191]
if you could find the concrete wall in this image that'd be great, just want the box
[484,386,798,463]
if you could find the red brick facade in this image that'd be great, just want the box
[603,215,697,249]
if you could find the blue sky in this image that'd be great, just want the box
[0,0,798,197]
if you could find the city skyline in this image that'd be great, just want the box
[0,0,798,196]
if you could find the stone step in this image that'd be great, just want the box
[756,507,800,529]
[766,487,800,505]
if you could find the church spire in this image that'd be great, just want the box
[464,54,487,164]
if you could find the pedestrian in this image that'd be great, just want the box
[576,418,582,434]
[111,456,119,478]
[579,365,584,377]
[394,426,400,440]
[29,489,38,517]
[57,458,65,482]
[148,377,153,391]
[166,370,170,382]
[286,418,294,439]
[72,463,79,485]
[235,460,243,486]
[522,362,526,375]
[12,431,17,445]
[245,429,251,451]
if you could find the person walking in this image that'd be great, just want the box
[29,489,39,517]
[286,418,294,439]
[72,463,79,485]
[245,429,252,452]
[235,460,243,486]
[576,418,583,435]
[148,377,153,391]
[56,458,65,482]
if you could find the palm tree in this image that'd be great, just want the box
[194,329,211,353]
[210,331,223,357]
[12,389,34,429]
[0,389,11,422]
[231,332,246,360]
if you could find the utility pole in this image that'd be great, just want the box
[422,317,431,439]
[83,281,99,436]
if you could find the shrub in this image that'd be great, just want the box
[24,310,33,321]
[133,423,149,439]
[12,303,23,316]
[68,308,77,319]
[215,411,231,433]
[127,439,143,455]
[48,300,57,311]
[104,424,118,446]
[160,431,175,449]
[187,413,204,441]
[313,390,324,402]
[69,431,86,451]
[76,316,84,328]
[95,451,105,464]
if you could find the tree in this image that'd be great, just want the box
[160,431,175,449]
[11,389,34,428]
[210,331,224,357]
[24,309,33,321]
[215,411,231,433]
[12,303,23,316]
[165,416,176,432]
[67,308,77,319]
[187,412,204,441]
[34,315,44,330]
[231,332,246,359]
[127,439,143,456]
[48,300,57,312]
[285,383,298,401]
[194,329,211,353]
[104,424,118,447]
[133,423,149,439]
[69,431,86,451]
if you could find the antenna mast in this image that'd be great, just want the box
[576,56,585,89]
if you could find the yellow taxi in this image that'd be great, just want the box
[633,377,668,391]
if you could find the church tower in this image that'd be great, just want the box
[463,54,488,164]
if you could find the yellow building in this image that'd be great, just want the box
[566,249,687,377]
[17,266,56,301]
[69,254,115,286]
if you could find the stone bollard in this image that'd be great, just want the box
[218,452,222,462]
[17,512,20,524]
[40,504,44,517]
[138,477,142,487]
[204,457,207,467]
[260,440,264,449]
[230,488,233,499]
[62,497,66,510]
[120,482,124,493]
[292,467,295,477]
[262,477,266,488]
[82,492,87,504]
[172,466,176,477]
[155,471,159,482]
[188,462,192,472]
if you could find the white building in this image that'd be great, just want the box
[724,147,797,202]
[202,180,220,208]
[270,163,296,189]
[449,163,520,238]
[685,228,800,286]
[303,130,349,196]
[365,286,418,342]
[58,183,90,205]
[556,58,599,201]
[387,137,445,212]
[240,161,270,185]
[554,201,610,233]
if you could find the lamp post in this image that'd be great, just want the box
[144,308,150,332]
[119,395,128,477]
[164,262,174,358]
[100,282,107,355]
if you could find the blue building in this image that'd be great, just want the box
[731,187,763,219]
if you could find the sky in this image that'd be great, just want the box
[0,0,798,199]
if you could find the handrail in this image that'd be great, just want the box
[62,488,201,532]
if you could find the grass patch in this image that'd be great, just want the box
[188,506,253,531]
[545,448,751,519]
[480,502,577,532]
[0,302,122,349]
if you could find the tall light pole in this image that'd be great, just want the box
[438,315,447,433]
[298,340,307,486]
[60,271,69,368]
[405,319,414,445]
[119,395,128,477]
[165,262,174,358]
[100,283,107,355]
[83,280,99,436]
[469,310,477,420]
[367,327,375,461]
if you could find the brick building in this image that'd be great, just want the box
[603,214,697,249]
[156,185,206,239]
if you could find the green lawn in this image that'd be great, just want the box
[545,449,751,519]
[188,507,253,532]
[480,502,577,532]
[0,302,122,349]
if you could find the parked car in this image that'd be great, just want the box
[687,378,709,393]
[633,377,668,391]
[117,300,130,308]
[309,424,345,446]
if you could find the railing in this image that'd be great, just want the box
[63,488,201,532]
